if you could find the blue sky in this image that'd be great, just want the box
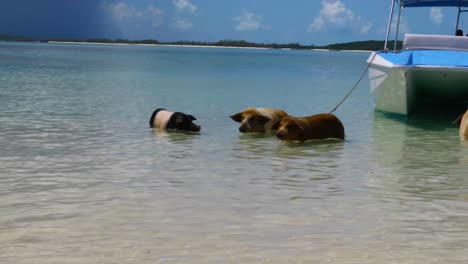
[2,0,468,45]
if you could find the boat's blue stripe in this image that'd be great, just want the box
[379,50,468,67]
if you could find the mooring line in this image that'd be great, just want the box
[329,51,382,114]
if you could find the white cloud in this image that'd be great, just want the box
[309,17,325,32]
[109,2,143,20]
[307,0,372,35]
[171,0,196,30]
[234,9,271,31]
[108,3,165,28]
[173,0,197,13]
[174,18,193,30]
[430,7,443,25]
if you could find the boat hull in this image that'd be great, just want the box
[368,51,468,115]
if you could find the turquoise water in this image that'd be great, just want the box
[1,42,467,263]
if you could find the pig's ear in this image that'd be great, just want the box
[255,115,271,125]
[230,112,243,123]
[271,120,281,130]
[188,115,197,121]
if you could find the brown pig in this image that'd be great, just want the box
[230,107,288,133]
[273,113,345,142]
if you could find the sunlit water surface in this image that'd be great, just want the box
[1,42,468,263]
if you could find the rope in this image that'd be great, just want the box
[329,51,382,114]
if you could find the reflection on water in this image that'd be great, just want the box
[367,112,468,260]
[370,112,468,197]
[151,128,201,143]
[274,139,345,158]
[371,111,466,170]
[232,134,346,201]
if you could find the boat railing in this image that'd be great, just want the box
[402,33,468,51]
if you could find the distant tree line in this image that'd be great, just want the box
[0,33,31,42]
[324,40,403,51]
[0,33,401,51]
[171,40,315,49]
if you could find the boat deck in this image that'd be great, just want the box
[380,50,468,67]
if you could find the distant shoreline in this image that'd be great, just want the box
[1,33,389,51]
[46,40,372,53]
[47,41,271,50]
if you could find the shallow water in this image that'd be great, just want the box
[1,42,467,263]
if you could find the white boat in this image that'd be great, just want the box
[367,0,468,116]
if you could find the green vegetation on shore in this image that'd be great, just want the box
[0,33,32,42]
[0,33,402,51]
[325,40,402,51]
